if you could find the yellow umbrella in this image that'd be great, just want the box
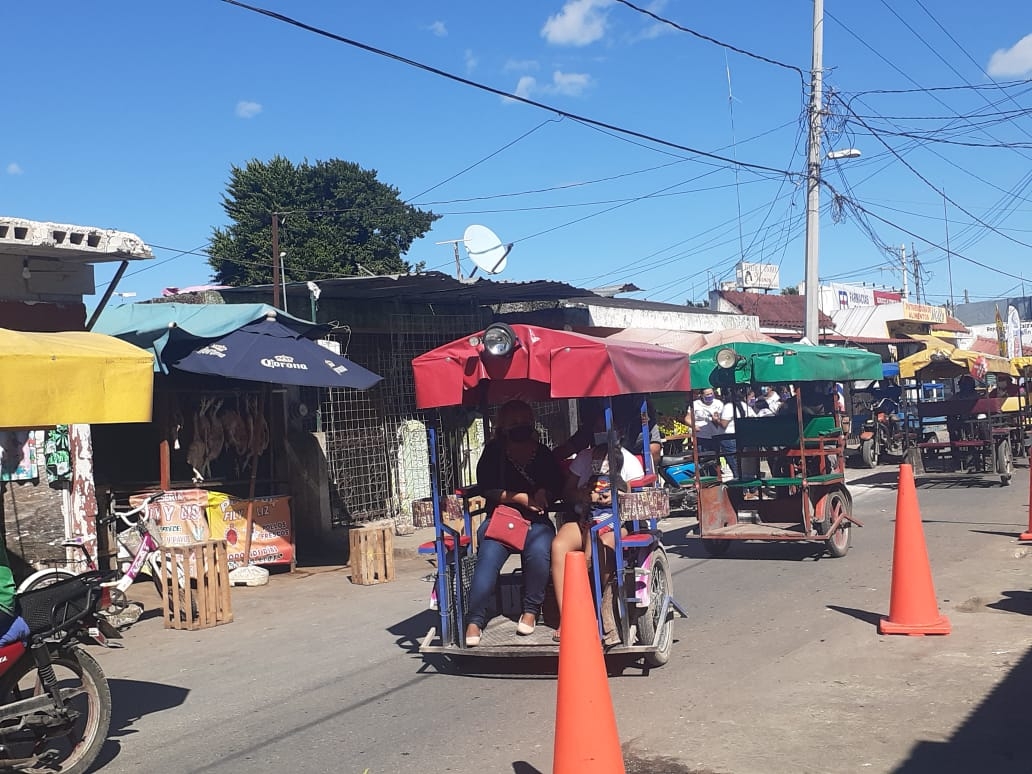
[901,345,1016,380]
[1012,356,1032,376]
[0,328,154,428]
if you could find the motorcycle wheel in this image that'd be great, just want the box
[635,548,674,667]
[859,438,878,468]
[0,645,111,774]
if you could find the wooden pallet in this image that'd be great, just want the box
[349,522,395,585]
[159,540,234,631]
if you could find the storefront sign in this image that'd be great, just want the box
[874,289,902,305]
[736,262,780,290]
[830,282,874,309]
[206,492,293,568]
[902,301,947,324]
[133,488,211,546]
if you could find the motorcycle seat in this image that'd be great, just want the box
[660,455,692,466]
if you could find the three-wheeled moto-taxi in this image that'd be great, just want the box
[410,323,691,667]
[687,342,883,557]
[901,347,1018,486]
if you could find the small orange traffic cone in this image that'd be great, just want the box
[1019,466,1032,541]
[879,464,951,636]
[553,551,625,773]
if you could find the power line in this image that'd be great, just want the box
[405,116,561,203]
[220,0,797,180]
[611,0,806,85]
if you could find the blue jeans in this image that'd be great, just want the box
[718,437,739,479]
[466,516,556,629]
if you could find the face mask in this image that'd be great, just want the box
[748,398,757,407]
[506,425,535,443]
[702,395,714,404]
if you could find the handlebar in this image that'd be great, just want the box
[100,490,166,528]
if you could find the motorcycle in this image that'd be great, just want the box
[858,397,907,468]
[656,452,726,512]
[0,571,116,774]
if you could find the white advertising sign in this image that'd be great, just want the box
[1007,305,1023,359]
[736,262,780,290]
[828,282,875,309]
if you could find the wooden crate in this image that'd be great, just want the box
[349,523,395,585]
[159,540,234,631]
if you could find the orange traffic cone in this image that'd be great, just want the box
[1019,466,1032,541]
[879,464,951,636]
[553,551,625,773]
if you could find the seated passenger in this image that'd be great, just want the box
[464,400,565,647]
[955,374,979,400]
[989,374,1019,398]
[551,421,644,645]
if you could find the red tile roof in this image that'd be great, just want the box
[719,290,834,331]
[969,336,1003,355]
[931,315,968,333]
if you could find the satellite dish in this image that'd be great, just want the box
[463,224,512,276]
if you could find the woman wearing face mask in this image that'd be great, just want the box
[464,400,565,646]
[688,388,724,461]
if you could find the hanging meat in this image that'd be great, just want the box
[221,399,249,457]
[186,397,212,483]
[203,398,225,474]
[248,396,270,461]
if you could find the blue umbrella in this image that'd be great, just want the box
[163,316,382,390]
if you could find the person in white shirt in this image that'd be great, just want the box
[688,388,723,458]
[712,388,754,480]
[551,423,645,643]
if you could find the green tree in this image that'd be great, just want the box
[781,286,800,295]
[207,156,439,285]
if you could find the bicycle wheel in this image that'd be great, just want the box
[17,568,77,595]
[0,645,111,774]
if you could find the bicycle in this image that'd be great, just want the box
[17,490,197,624]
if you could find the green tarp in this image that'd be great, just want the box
[93,303,324,373]
[689,342,883,388]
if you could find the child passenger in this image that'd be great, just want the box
[550,422,644,644]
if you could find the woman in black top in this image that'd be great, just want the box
[465,400,565,646]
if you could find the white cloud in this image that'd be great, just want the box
[504,58,540,72]
[541,0,612,46]
[514,75,538,100]
[429,20,447,37]
[235,100,262,119]
[987,33,1032,77]
[6,163,23,175]
[510,70,592,101]
[551,71,591,95]
[464,49,477,73]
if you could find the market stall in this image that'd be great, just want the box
[92,305,383,579]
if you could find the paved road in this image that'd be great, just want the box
[90,463,1032,774]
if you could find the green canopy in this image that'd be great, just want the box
[689,342,883,388]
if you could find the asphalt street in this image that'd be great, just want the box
[89,461,1032,774]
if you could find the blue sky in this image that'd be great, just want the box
[3,1,1031,311]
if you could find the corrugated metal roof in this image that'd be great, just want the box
[218,271,598,305]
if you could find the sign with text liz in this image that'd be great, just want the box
[206,492,293,568]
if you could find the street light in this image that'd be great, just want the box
[826,148,861,161]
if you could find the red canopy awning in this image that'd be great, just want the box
[412,324,692,409]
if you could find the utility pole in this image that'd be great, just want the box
[803,0,824,344]
[271,212,281,310]
[900,243,908,301]
[943,193,955,313]
[911,243,921,304]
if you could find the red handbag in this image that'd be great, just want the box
[484,505,531,551]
